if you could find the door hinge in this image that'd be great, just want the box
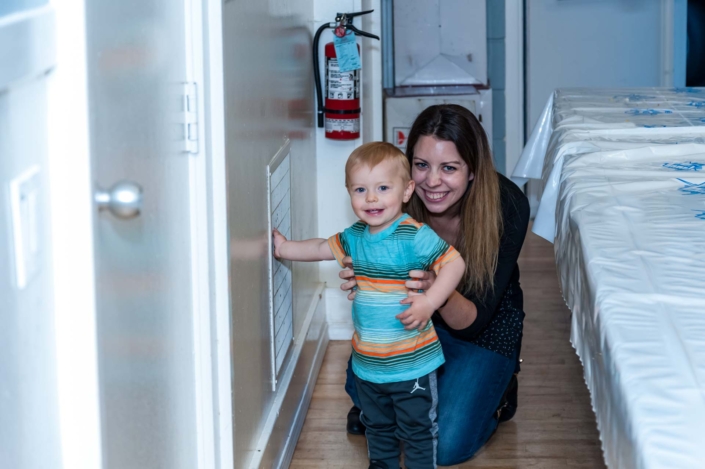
[182,82,198,154]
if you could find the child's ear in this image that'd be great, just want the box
[403,179,415,203]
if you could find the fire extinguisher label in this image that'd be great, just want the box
[332,31,362,72]
[325,118,360,134]
[327,58,359,100]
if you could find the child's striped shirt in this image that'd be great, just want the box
[328,214,459,383]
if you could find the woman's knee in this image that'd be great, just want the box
[436,436,483,466]
[436,415,499,465]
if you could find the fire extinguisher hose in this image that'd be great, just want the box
[313,22,335,128]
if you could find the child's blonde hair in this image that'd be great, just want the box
[345,142,411,187]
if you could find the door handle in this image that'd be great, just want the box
[95,181,143,219]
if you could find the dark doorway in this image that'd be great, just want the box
[687,0,705,86]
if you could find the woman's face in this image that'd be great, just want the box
[411,135,474,215]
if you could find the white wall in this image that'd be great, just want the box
[221,0,334,467]
[1,3,101,468]
[524,0,686,213]
[526,0,674,130]
[0,17,62,467]
[315,0,387,340]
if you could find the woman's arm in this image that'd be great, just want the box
[437,290,477,329]
[406,181,530,338]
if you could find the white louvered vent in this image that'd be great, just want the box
[267,142,294,390]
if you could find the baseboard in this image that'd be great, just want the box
[274,320,329,469]
[249,283,329,469]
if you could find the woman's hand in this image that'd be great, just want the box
[339,256,357,300]
[405,269,437,292]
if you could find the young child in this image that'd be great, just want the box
[273,142,465,469]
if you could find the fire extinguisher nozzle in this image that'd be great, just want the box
[317,113,324,128]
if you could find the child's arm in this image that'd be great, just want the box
[423,255,465,311]
[397,255,465,330]
[273,228,335,262]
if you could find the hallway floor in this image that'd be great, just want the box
[290,229,606,468]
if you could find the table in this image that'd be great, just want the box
[512,88,705,469]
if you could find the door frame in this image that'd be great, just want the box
[47,0,103,467]
[505,0,524,178]
[195,0,236,467]
[186,0,221,467]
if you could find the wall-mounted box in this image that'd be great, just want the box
[393,0,487,87]
[384,86,493,151]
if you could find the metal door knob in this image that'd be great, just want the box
[95,181,143,219]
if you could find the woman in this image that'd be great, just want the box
[342,104,530,465]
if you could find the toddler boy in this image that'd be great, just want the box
[273,142,465,469]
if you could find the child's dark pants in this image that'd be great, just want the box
[354,371,439,469]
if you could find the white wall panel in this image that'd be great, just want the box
[0,45,61,469]
[221,0,323,467]
[314,0,363,293]
[361,0,383,144]
[525,0,668,214]
[526,0,664,131]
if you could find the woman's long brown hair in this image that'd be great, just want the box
[405,104,503,298]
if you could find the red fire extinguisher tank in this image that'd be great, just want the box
[312,11,379,140]
[324,42,360,140]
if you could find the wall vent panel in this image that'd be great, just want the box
[267,141,294,390]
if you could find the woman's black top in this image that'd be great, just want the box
[432,173,530,358]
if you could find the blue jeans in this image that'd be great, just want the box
[345,326,517,466]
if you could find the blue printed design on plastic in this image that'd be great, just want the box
[673,88,704,94]
[677,178,705,195]
[687,101,705,108]
[695,210,705,220]
[626,109,673,116]
[643,125,667,128]
[613,94,656,101]
[663,162,704,171]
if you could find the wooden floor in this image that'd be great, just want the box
[290,230,606,468]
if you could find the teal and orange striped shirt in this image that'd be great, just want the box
[328,214,459,384]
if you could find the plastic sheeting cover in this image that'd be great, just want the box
[513,88,705,242]
[513,88,705,469]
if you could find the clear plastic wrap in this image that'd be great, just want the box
[513,88,705,469]
[514,88,705,242]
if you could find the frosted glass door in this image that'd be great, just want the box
[86,0,199,467]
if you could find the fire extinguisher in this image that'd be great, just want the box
[313,11,379,140]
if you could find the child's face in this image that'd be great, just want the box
[347,159,415,233]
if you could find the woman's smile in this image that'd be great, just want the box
[422,190,450,202]
[412,135,473,215]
